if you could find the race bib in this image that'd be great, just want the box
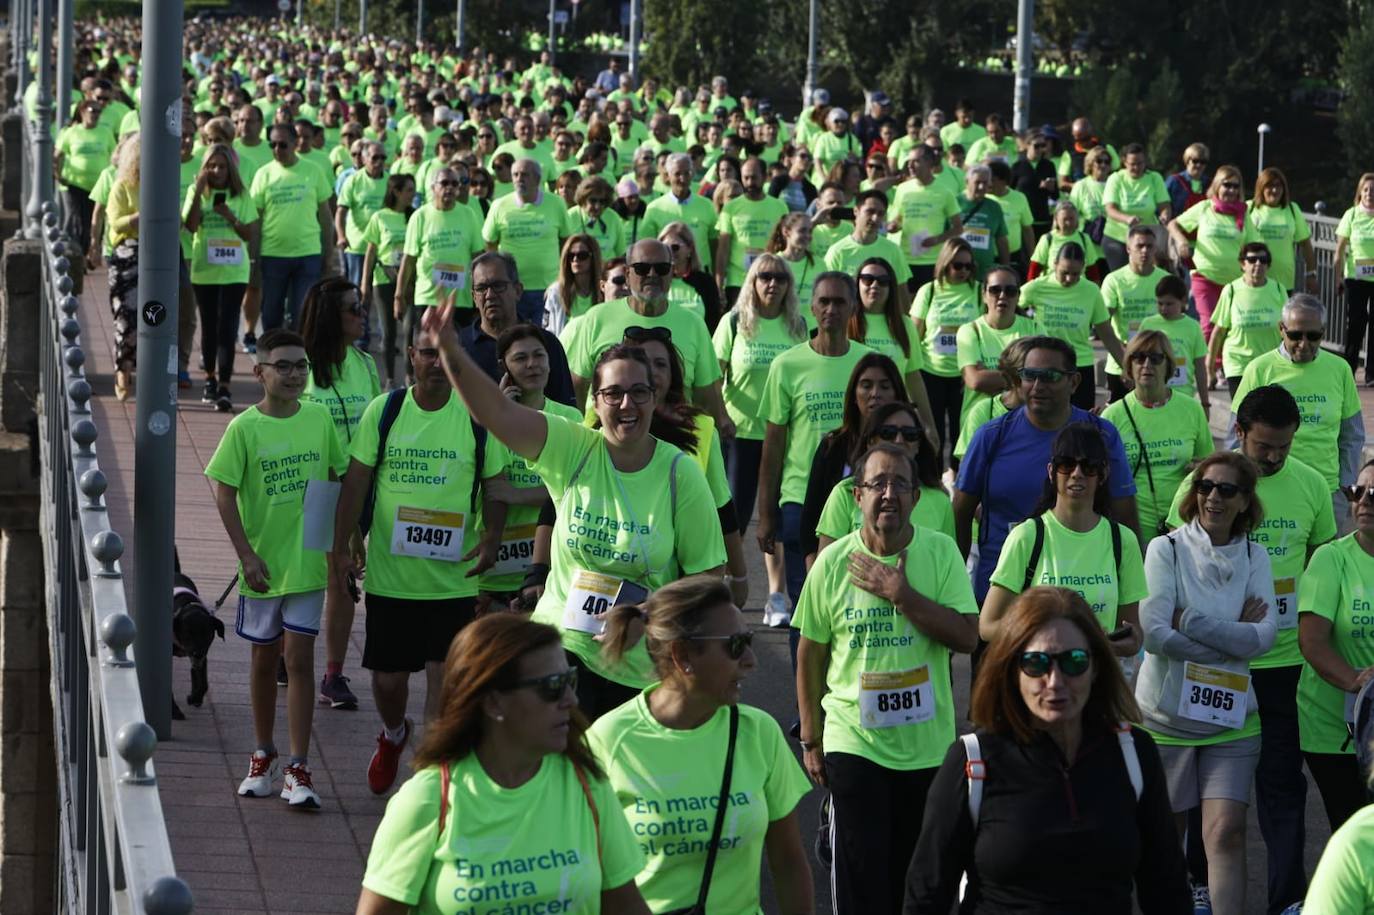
[432,262,467,290]
[744,248,764,271]
[859,667,935,729]
[1357,259,1374,280]
[962,227,990,251]
[907,231,931,258]
[1167,358,1188,387]
[487,523,537,577]
[561,570,649,636]
[389,507,465,561]
[1273,577,1297,630]
[1177,662,1249,730]
[933,327,958,356]
[206,238,244,266]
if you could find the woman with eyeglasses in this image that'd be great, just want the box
[1101,332,1214,542]
[421,302,727,721]
[183,142,259,412]
[1069,145,1115,246]
[1205,241,1286,398]
[357,615,653,915]
[982,422,1146,658]
[1332,173,1374,383]
[589,576,813,915]
[565,176,626,262]
[1134,451,1276,915]
[851,257,939,438]
[467,166,494,216]
[767,213,820,323]
[815,402,954,556]
[955,266,1036,451]
[1168,166,1262,347]
[912,239,984,458]
[543,234,605,337]
[1247,168,1316,296]
[1026,200,1105,282]
[905,587,1190,914]
[359,173,416,389]
[656,221,722,331]
[1296,459,1374,832]
[1020,242,1126,409]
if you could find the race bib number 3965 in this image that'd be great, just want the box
[1177,662,1249,730]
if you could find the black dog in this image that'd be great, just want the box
[171,551,225,719]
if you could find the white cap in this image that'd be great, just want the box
[812,88,830,106]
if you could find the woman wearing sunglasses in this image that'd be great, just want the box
[1297,459,1374,832]
[566,176,626,262]
[659,222,722,331]
[983,422,1146,658]
[421,301,726,722]
[358,615,653,915]
[1100,332,1213,543]
[955,265,1035,450]
[1168,166,1262,350]
[1135,451,1276,915]
[912,240,986,463]
[814,402,954,557]
[852,257,939,443]
[905,587,1190,913]
[590,576,814,915]
[543,234,605,337]
[1206,241,1286,398]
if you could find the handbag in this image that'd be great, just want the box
[664,705,739,915]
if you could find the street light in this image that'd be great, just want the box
[1257,123,1272,176]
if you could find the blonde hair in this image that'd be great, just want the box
[115,132,141,185]
[201,115,234,147]
[1183,142,1210,165]
[1208,165,1243,200]
[199,143,245,197]
[1122,329,1176,382]
[733,253,808,341]
[657,221,703,273]
[600,575,733,680]
[711,178,742,214]
[1352,173,1374,207]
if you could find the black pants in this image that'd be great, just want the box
[1102,236,1129,273]
[1226,375,1242,400]
[63,185,95,254]
[723,435,764,531]
[1344,278,1374,382]
[568,651,639,722]
[1252,665,1308,913]
[1304,750,1370,831]
[907,265,936,295]
[192,283,245,385]
[1071,367,1096,410]
[1106,372,1128,403]
[373,282,399,384]
[920,370,963,471]
[825,753,937,915]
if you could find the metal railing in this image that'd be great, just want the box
[1302,205,1362,361]
[24,67,194,915]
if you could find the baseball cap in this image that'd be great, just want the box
[870,90,891,106]
[812,88,830,106]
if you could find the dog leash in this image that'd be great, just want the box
[214,575,237,611]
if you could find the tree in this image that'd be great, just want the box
[642,0,769,91]
[1337,15,1374,184]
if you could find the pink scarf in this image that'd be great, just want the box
[1213,198,1246,231]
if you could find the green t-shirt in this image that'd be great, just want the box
[954,391,1012,459]
[891,180,960,266]
[564,299,721,395]
[349,389,501,600]
[302,347,382,447]
[1233,350,1362,490]
[482,193,568,290]
[939,121,986,153]
[1212,278,1286,379]
[1248,201,1310,291]
[249,158,332,258]
[181,186,258,286]
[991,513,1148,631]
[1069,178,1108,223]
[1172,199,1261,286]
[857,312,925,379]
[204,402,346,598]
[640,193,717,270]
[810,220,853,259]
[1297,534,1374,754]
[1168,454,1337,668]
[810,131,862,180]
[783,254,821,319]
[338,169,389,251]
[403,202,485,307]
[957,195,1008,278]
[793,528,978,770]
[1100,392,1213,541]
[529,417,726,688]
[1021,275,1109,367]
[1101,170,1170,243]
[565,206,626,261]
[586,694,810,914]
[912,280,981,377]
[56,123,115,191]
[716,194,789,286]
[232,139,273,187]
[1029,230,1103,274]
[1139,313,1207,398]
[1100,265,1171,375]
[988,189,1033,254]
[954,313,1036,424]
[759,341,875,505]
[1302,803,1374,913]
[361,755,644,915]
[816,477,956,544]
[823,234,912,287]
[361,207,410,287]
[965,135,1018,166]
[1335,207,1374,279]
[712,312,809,441]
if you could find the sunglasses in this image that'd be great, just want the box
[1344,484,1374,504]
[950,260,974,271]
[1020,366,1068,384]
[757,271,790,283]
[1019,649,1090,678]
[1129,351,1167,365]
[1196,479,1248,499]
[1243,255,1271,264]
[569,250,592,261]
[986,283,1019,297]
[686,631,754,660]
[1188,159,1209,167]
[508,667,579,702]
[1284,328,1322,342]
[1052,457,1104,477]
[858,273,891,286]
[629,261,672,277]
[1220,181,1241,190]
[624,325,673,344]
[607,274,628,286]
[875,424,923,443]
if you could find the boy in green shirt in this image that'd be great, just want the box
[1139,273,1209,411]
[206,329,346,810]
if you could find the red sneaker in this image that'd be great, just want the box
[367,718,412,794]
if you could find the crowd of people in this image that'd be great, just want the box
[41,13,1374,915]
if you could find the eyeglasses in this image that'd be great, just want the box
[367,154,386,161]
[1020,366,1068,384]
[857,273,891,286]
[261,359,311,374]
[875,424,923,443]
[506,667,578,702]
[628,261,672,277]
[986,283,1019,297]
[950,260,974,272]
[1196,479,1248,499]
[569,250,593,261]
[1344,484,1374,504]
[757,271,789,284]
[472,281,510,297]
[1242,254,1271,264]
[1052,457,1105,477]
[857,476,915,495]
[594,384,655,405]
[1283,328,1323,342]
[269,141,291,150]
[607,274,628,286]
[623,325,672,344]
[1220,181,1241,190]
[1018,649,1091,678]
[1188,159,1209,167]
[685,631,754,660]
[1129,351,1168,365]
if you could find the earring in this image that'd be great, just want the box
[683,665,693,674]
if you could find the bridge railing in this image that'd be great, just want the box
[1302,206,1353,357]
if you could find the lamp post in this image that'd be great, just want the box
[1257,123,1272,176]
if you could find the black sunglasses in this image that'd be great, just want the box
[686,631,754,660]
[757,271,790,283]
[950,260,974,271]
[986,283,1019,297]
[1243,255,1271,264]
[1020,366,1069,384]
[858,273,891,286]
[875,424,922,443]
[607,274,628,286]
[1196,479,1248,499]
[1052,456,1105,477]
[624,325,672,344]
[507,667,579,702]
[1019,649,1090,678]
[629,261,672,277]
[1344,484,1374,504]
[1129,351,1168,365]
[1284,329,1322,342]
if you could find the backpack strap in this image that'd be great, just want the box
[1115,722,1144,800]
[961,732,986,825]
[1022,515,1046,592]
[1110,518,1122,574]
[470,419,486,514]
[360,387,408,536]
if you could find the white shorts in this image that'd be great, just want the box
[235,590,325,643]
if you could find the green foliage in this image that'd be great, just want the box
[1070,64,1182,170]
[641,0,768,90]
[1337,15,1374,183]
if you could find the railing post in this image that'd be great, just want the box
[21,0,49,239]
[54,0,72,136]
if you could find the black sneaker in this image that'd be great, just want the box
[241,331,257,355]
[276,656,288,687]
[201,379,218,404]
[215,387,232,413]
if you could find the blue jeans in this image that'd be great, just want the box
[342,251,366,287]
[260,254,322,331]
[722,436,763,531]
[517,288,545,325]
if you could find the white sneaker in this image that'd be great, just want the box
[237,750,278,798]
[762,592,792,628]
[281,762,321,809]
